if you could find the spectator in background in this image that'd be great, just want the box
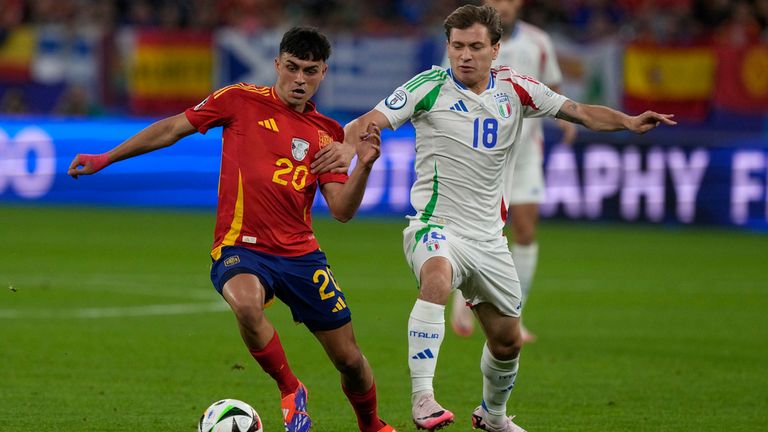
[715,0,762,45]
[55,84,102,116]
[0,87,28,114]
[0,0,25,30]
[556,0,624,41]
[692,0,732,30]
[125,0,155,27]
[755,0,768,33]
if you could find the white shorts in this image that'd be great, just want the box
[503,138,545,206]
[402,221,522,317]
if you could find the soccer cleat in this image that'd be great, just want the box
[412,393,454,430]
[450,292,474,337]
[471,405,526,432]
[375,419,397,431]
[281,381,311,432]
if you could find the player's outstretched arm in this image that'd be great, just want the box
[321,122,382,222]
[555,100,677,134]
[68,113,197,179]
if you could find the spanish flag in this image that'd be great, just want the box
[623,44,715,121]
[129,30,213,115]
[0,27,35,82]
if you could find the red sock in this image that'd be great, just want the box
[343,382,383,432]
[248,331,300,397]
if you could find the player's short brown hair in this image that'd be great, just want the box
[444,4,503,45]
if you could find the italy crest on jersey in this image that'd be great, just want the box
[291,138,310,161]
[494,93,512,118]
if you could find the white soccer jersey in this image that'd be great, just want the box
[495,21,563,150]
[375,66,566,240]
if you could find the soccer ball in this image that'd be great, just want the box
[198,399,263,432]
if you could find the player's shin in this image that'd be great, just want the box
[248,330,300,397]
[343,381,385,432]
[480,342,520,426]
[408,299,446,403]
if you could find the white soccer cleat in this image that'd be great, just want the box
[412,393,454,430]
[471,405,526,432]
[450,291,474,337]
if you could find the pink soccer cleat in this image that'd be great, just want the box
[412,393,454,430]
[471,404,526,432]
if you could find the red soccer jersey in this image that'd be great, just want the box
[185,83,348,258]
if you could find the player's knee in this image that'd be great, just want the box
[419,260,453,303]
[488,336,522,361]
[230,299,265,325]
[513,228,536,245]
[331,349,365,377]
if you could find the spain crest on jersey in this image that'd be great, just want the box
[494,93,512,118]
[291,138,310,161]
[318,130,333,149]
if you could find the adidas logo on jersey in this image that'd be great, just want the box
[411,348,435,360]
[449,100,469,112]
[331,297,347,313]
[258,118,279,132]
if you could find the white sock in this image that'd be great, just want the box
[480,343,519,425]
[511,242,538,304]
[408,299,446,404]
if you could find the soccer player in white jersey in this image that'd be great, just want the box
[450,0,577,341]
[345,5,675,431]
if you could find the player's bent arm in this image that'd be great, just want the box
[320,163,373,223]
[555,100,676,134]
[321,122,382,222]
[68,113,197,178]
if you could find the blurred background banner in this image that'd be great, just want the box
[553,37,622,109]
[541,132,768,230]
[1,118,766,230]
[214,31,444,114]
[4,29,767,127]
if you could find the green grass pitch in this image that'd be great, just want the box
[0,206,766,431]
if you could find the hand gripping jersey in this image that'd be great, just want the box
[185,83,348,258]
[375,66,566,240]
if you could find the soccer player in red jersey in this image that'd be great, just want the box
[68,27,395,432]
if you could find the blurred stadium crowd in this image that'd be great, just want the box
[2,0,767,42]
[1,0,767,122]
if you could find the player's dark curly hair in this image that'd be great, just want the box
[279,26,332,62]
[444,4,503,45]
